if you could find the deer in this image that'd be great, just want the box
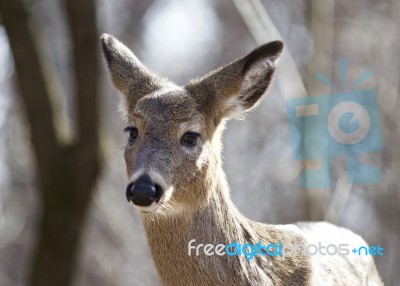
[100,34,383,286]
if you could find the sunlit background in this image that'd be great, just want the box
[0,0,399,285]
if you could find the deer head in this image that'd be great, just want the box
[101,34,283,214]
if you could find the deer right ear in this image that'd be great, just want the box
[186,41,283,122]
[100,34,165,109]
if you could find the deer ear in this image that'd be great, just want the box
[186,41,283,120]
[100,34,166,109]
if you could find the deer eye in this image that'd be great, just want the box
[181,132,200,146]
[124,127,138,142]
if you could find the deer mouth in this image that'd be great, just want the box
[135,204,159,213]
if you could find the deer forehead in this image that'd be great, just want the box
[132,88,205,133]
[134,89,197,120]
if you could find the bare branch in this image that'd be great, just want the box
[65,0,101,185]
[0,0,61,171]
[232,0,308,99]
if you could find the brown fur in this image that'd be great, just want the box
[101,34,383,286]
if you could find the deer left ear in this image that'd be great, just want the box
[100,34,168,111]
[186,41,283,120]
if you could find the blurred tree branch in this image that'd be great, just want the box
[0,0,101,285]
[0,0,61,172]
[233,0,338,221]
[232,0,307,99]
[306,0,336,221]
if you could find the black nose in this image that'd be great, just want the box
[126,174,162,206]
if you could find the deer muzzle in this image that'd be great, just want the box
[126,174,163,206]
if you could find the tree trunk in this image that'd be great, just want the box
[0,0,101,285]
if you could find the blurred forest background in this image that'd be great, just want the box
[0,0,399,285]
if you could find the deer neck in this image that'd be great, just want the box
[142,170,246,243]
[139,129,311,285]
[141,161,279,285]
